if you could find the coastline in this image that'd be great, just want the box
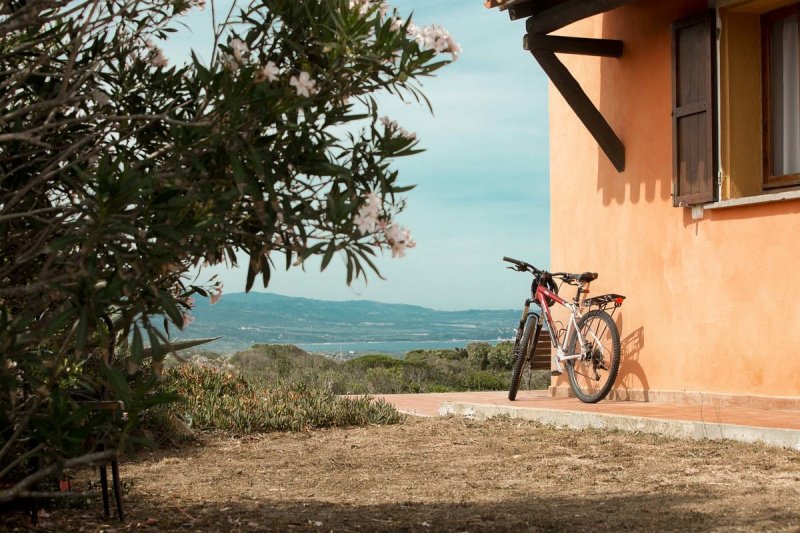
[178,336,515,357]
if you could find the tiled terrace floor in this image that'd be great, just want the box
[374,391,800,449]
[376,390,799,429]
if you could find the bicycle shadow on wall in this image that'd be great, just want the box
[611,313,649,401]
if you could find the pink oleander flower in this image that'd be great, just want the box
[385,224,414,258]
[380,116,416,140]
[182,312,195,328]
[402,227,416,249]
[210,287,223,305]
[407,23,461,60]
[349,0,370,15]
[258,61,280,82]
[230,38,249,65]
[377,1,390,18]
[354,192,381,235]
[399,127,416,140]
[290,71,317,97]
[145,38,169,68]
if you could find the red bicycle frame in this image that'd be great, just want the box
[535,283,567,328]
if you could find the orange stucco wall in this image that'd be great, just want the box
[549,0,800,399]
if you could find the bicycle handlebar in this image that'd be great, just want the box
[503,258,596,285]
[502,256,540,274]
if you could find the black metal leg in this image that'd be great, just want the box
[111,459,124,521]
[30,452,40,525]
[30,496,38,525]
[99,464,110,519]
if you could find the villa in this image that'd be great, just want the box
[487,0,800,409]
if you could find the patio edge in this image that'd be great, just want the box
[440,401,800,451]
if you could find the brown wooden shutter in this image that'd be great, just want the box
[671,11,718,206]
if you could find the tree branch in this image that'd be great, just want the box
[0,449,118,504]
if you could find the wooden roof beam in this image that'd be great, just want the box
[483,0,629,172]
[531,49,625,171]
[524,33,623,57]
[526,0,635,34]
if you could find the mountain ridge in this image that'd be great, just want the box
[181,292,520,354]
[215,291,516,314]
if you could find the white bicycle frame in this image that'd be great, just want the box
[533,282,604,376]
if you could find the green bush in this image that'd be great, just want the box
[460,370,509,391]
[487,341,515,370]
[405,348,464,362]
[427,384,457,393]
[195,343,552,398]
[466,342,492,370]
[364,367,408,394]
[160,364,403,434]
[345,354,407,370]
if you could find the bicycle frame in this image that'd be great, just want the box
[533,283,592,375]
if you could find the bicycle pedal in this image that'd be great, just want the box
[549,370,562,377]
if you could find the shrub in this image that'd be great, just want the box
[364,367,408,394]
[487,341,515,370]
[345,354,407,370]
[460,370,509,391]
[519,370,553,392]
[466,342,492,370]
[160,364,403,434]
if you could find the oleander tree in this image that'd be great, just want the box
[0,0,458,501]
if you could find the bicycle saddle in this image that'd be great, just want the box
[564,272,598,283]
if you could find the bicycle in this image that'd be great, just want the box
[503,257,625,404]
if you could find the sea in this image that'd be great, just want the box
[176,292,524,357]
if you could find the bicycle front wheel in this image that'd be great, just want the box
[565,310,620,403]
[508,314,538,401]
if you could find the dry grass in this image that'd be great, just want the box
[3,416,800,532]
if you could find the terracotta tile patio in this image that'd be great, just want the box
[373,391,800,449]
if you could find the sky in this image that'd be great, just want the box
[168,0,551,311]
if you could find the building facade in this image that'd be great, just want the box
[494,0,800,407]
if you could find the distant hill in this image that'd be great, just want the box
[179,292,520,354]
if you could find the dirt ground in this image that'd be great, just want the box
[3,416,800,532]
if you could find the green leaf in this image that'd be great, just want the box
[321,241,336,271]
[146,326,165,360]
[75,307,89,353]
[131,326,144,363]
[158,291,184,329]
[261,261,271,288]
[246,264,257,293]
[141,337,221,359]
[101,364,132,407]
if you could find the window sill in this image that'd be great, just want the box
[704,188,800,210]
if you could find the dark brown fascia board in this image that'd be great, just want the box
[526,0,634,34]
[524,33,623,57]
[531,49,625,171]
[502,0,568,21]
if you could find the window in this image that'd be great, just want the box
[673,0,800,207]
[762,4,800,188]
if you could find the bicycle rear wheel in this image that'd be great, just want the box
[508,314,538,401]
[565,310,620,403]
